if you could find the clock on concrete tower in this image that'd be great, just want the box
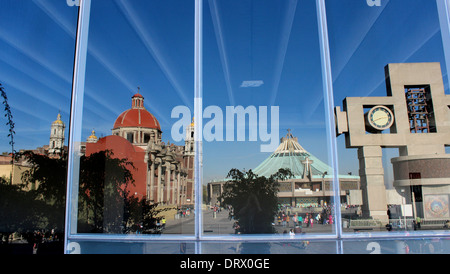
[365,105,394,132]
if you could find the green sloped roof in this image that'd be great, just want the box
[252,132,359,180]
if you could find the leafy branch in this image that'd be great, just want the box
[0,83,15,158]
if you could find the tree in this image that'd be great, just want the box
[21,150,138,234]
[127,197,174,234]
[78,150,135,233]
[220,168,293,234]
[21,151,68,233]
[0,177,47,244]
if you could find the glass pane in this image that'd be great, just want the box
[202,240,338,254]
[202,0,339,236]
[67,240,195,254]
[342,238,450,254]
[0,0,77,253]
[72,0,195,238]
[327,0,450,236]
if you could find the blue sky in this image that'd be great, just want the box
[0,0,448,185]
[0,0,77,153]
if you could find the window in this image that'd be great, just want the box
[2,0,450,255]
[0,0,77,253]
[143,133,150,143]
[64,0,450,254]
[65,0,450,254]
[126,132,134,143]
[329,0,450,242]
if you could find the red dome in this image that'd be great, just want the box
[113,93,161,131]
[113,108,161,130]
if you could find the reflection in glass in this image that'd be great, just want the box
[4,0,446,254]
[76,0,195,235]
[328,0,450,233]
[202,0,345,236]
[0,0,77,253]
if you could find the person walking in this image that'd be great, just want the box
[161,217,166,229]
[316,213,321,225]
[233,221,240,234]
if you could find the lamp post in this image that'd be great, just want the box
[321,171,327,203]
[401,189,407,230]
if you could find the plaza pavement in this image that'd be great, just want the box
[161,209,427,254]
[162,208,346,235]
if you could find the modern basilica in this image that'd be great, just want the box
[207,131,362,214]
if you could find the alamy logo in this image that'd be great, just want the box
[66,0,80,7]
[366,0,381,7]
[171,99,279,153]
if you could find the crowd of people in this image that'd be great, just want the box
[276,211,333,229]
[276,204,336,230]
[19,229,62,254]
[176,207,193,219]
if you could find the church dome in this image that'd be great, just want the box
[86,129,98,143]
[52,113,64,125]
[113,93,161,131]
[252,131,333,179]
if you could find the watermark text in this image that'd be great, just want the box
[171,102,279,153]
[367,0,381,7]
[66,0,80,7]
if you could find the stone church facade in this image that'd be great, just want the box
[84,92,195,206]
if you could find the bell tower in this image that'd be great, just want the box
[49,112,65,156]
[335,63,450,223]
[183,117,195,204]
[185,117,195,156]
